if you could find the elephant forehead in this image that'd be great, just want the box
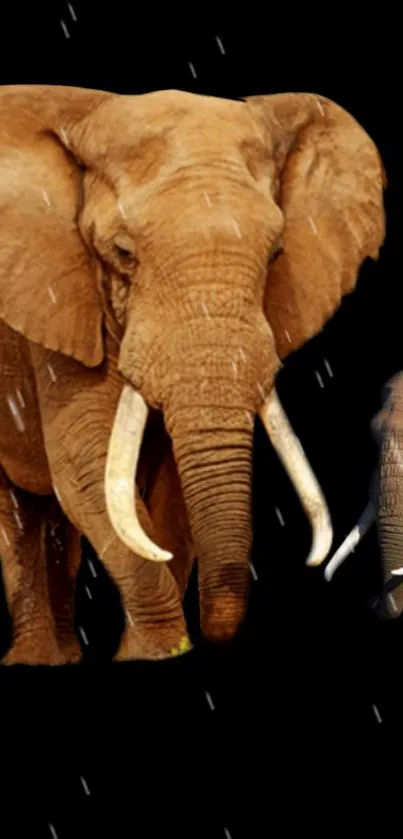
[85,90,267,163]
[114,89,252,130]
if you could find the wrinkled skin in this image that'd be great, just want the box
[370,373,403,618]
[0,85,386,663]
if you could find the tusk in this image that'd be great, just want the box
[259,388,333,566]
[105,385,173,562]
[324,501,376,582]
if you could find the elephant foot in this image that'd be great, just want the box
[0,631,79,666]
[113,626,193,662]
[56,633,82,664]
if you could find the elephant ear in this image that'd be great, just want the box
[245,93,387,359]
[0,85,112,367]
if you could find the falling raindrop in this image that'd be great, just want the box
[215,35,225,54]
[274,506,285,526]
[309,216,318,234]
[284,329,292,344]
[68,2,77,21]
[372,704,382,723]
[232,220,241,238]
[47,363,57,383]
[13,510,24,530]
[87,558,97,578]
[201,302,211,319]
[16,388,25,408]
[249,561,258,581]
[42,189,51,207]
[118,201,126,219]
[1,527,10,546]
[48,825,58,839]
[126,609,134,627]
[323,358,333,378]
[48,286,57,304]
[316,99,325,116]
[188,62,197,79]
[80,776,90,795]
[85,586,92,600]
[6,395,25,432]
[204,191,212,207]
[78,625,89,646]
[389,593,398,613]
[60,20,70,38]
[205,691,215,710]
[315,371,324,389]
[9,489,18,508]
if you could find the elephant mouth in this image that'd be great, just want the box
[104,382,333,567]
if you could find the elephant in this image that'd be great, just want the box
[0,84,386,664]
[325,373,403,618]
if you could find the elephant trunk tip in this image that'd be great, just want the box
[201,588,247,643]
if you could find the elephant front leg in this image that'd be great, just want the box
[0,468,72,665]
[92,505,191,661]
[111,538,192,662]
[49,463,190,661]
[32,346,191,661]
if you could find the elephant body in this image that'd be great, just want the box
[325,374,403,618]
[0,85,386,664]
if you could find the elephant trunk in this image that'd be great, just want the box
[166,407,254,642]
[376,430,403,617]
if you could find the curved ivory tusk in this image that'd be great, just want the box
[259,389,333,566]
[105,385,173,562]
[324,501,376,582]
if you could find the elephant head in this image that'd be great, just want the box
[325,373,403,619]
[0,85,386,642]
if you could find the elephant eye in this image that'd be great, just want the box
[113,234,137,265]
[268,242,284,265]
[114,243,134,261]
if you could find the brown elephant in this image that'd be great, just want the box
[0,85,386,664]
[325,373,403,618]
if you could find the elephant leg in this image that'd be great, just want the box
[145,446,196,600]
[47,455,190,662]
[0,468,70,665]
[100,496,190,661]
[45,502,82,662]
[31,344,191,662]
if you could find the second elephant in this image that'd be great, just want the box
[325,373,403,617]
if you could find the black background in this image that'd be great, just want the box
[0,4,401,836]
